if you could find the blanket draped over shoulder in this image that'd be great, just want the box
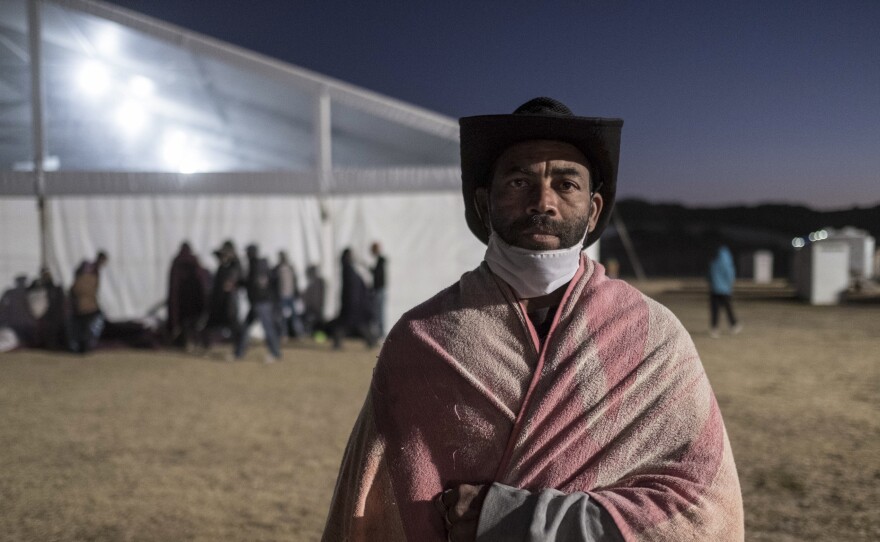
[323,256,743,541]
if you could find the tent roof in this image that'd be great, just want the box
[0,0,461,195]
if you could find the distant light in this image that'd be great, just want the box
[808,232,817,242]
[792,237,805,248]
[115,101,148,135]
[77,61,111,96]
[128,75,155,98]
[818,229,828,240]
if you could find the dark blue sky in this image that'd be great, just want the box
[105,0,879,209]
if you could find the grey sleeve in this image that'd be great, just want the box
[476,483,624,542]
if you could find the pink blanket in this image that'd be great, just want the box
[323,256,743,541]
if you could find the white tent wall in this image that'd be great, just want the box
[48,196,324,320]
[0,199,41,289]
[45,192,487,329]
[328,192,485,329]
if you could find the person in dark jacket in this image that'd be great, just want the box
[708,245,742,338]
[370,241,387,338]
[235,244,281,362]
[332,248,376,349]
[29,268,67,350]
[167,242,209,350]
[202,240,242,351]
[302,264,326,336]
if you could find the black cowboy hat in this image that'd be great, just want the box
[459,97,623,248]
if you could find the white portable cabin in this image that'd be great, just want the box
[739,250,773,284]
[823,227,876,280]
[793,241,851,305]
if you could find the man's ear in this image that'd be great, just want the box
[475,187,490,230]
[588,192,604,232]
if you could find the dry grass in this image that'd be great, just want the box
[0,284,877,541]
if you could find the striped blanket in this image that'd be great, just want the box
[323,256,743,541]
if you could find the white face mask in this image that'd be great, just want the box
[484,230,586,299]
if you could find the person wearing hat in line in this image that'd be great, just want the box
[322,98,743,541]
[202,240,242,353]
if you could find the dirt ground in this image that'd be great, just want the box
[0,282,877,541]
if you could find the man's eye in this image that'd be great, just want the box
[559,181,579,191]
[509,178,528,188]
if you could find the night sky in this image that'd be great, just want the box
[103,0,879,210]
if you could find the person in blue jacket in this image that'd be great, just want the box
[708,245,742,338]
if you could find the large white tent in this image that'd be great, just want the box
[0,0,493,329]
[1,0,598,329]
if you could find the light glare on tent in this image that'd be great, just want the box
[161,130,188,165]
[95,27,119,55]
[178,155,208,174]
[115,100,148,135]
[128,75,155,98]
[77,61,110,96]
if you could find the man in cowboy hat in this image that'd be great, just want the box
[322,98,743,541]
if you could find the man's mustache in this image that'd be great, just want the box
[508,214,565,235]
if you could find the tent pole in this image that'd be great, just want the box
[315,85,334,318]
[613,211,647,281]
[28,0,49,270]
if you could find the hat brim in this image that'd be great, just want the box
[460,114,622,248]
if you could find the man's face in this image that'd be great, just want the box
[477,140,602,250]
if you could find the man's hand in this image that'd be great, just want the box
[434,483,489,542]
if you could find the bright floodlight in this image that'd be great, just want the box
[792,237,805,248]
[115,101,148,135]
[178,155,207,174]
[161,130,188,166]
[96,27,119,55]
[77,61,110,96]
[128,75,155,98]
[161,130,209,173]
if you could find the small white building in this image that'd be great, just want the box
[740,250,774,284]
[793,241,851,305]
[823,227,876,280]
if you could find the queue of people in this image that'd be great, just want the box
[166,240,387,360]
[0,240,387,358]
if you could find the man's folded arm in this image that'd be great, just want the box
[476,483,624,542]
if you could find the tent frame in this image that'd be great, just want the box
[11,0,462,268]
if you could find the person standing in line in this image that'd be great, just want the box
[167,242,209,350]
[302,264,326,337]
[274,251,305,340]
[68,251,108,354]
[202,241,242,353]
[708,245,742,338]
[370,241,387,339]
[236,244,282,362]
[332,248,376,350]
